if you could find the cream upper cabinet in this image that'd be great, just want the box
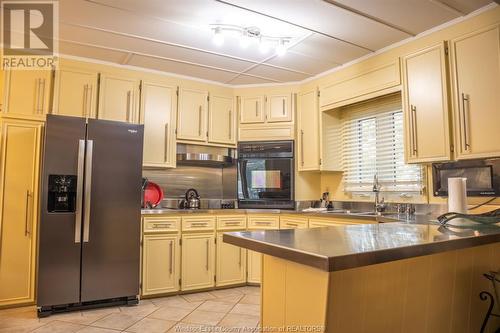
[450,25,500,160]
[216,232,246,287]
[297,88,321,171]
[181,233,215,291]
[177,87,208,142]
[0,119,42,307]
[267,94,292,122]
[403,43,451,163]
[98,73,140,123]
[208,95,235,145]
[2,69,52,120]
[52,66,98,118]
[140,82,177,168]
[142,234,180,296]
[240,95,265,124]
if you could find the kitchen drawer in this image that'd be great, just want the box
[280,216,308,229]
[247,216,279,230]
[217,216,247,230]
[182,216,216,232]
[308,219,346,228]
[143,217,181,233]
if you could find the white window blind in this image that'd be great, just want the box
[340,93,424,193]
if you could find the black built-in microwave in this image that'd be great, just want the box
[432,158,500,197]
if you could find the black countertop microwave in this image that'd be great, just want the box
[432,158,500,197]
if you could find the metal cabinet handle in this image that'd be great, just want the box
[286,222,299,227]
[205,239,209,271]
[224,221,241,226]
[164,123,169,162]
[87,85,93,117]
[198,105,203,136]
[282,98,285,115]
[83,84,88,117]
[75,140,85,243]
[126,91,131,122]
[228,109,232,140]
[461,93,470,151]
[169,240,174,274]
[411,105,418,155]
[83,140,93,243]
[255,100,258,117]
[255,221,271,225]
[36,78,44,114]
[238,248,242,267]
[191,222,208,227]
[300,130,305,166]
[152,223,170,228]
[24,190,32,236]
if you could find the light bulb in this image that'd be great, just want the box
[259,39,270,54]
[276,40,287,56]
[212,27,224,46]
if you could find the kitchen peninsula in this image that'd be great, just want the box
[224,222,500,333]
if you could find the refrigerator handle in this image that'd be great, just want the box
[75,140,85,243]
[83,140,94,243]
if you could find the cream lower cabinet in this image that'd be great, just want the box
[140,82,177,168]
[450,25,500,159]
[181,233,215,291]
[2,69,52,120]
[177,87,208,142]
[247,215,279,284]
[98,73,140,123]
[403,43,451,163]
[216,215,247,287]
[297,88,320,171]
[208,95,235,145]
[52,65,98,118]
[0,119,42,307]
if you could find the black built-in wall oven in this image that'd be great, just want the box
[237,141,294,209]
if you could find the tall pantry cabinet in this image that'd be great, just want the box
[0,119,43,307]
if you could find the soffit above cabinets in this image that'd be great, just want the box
[57,0,496,85]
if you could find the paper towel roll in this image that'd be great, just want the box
[448,177,467,213]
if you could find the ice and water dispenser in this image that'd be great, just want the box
[47,175,77,213]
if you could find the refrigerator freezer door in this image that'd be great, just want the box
[38,115,87,307]
[80,119,144,302]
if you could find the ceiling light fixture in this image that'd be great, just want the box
[212,27,224,46]
[210,24,291,56]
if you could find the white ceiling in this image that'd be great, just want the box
[57,0,496,85]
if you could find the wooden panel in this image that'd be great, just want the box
[267,94,292,122]
[143,216,180,233]
[297,88,320,171]
[52,66,98,118]
[216,232,246,287]
[403,43,451,163]
[181,216,215,232]
[239,95,265,124]
[140,81,177,168]
[176,87,208,142]
[319,61,401,109]
[247,250,262,284]
[2,69,52,120]
[0,120,42,307]
[238,124,294,141]
[208,94,235,145]
[261,255,286,330]
[142,234,180,296]
[450,24,500,159]
[180,233,215,291]
[98,73,140,123]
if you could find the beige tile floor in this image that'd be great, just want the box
[0,286,260,333]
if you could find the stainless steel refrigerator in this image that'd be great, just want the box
[37,115,144,317]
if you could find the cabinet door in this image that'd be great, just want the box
[240,95,265,124]
[208,95,235,145]
[297,88,320,171]
[140,82,177,168]
[267,94,292,122]
[53,66,98,118]
[216,232,246,287]
[451,25,500,159]
[142,234,180,296]
[3,69,52,120]
[98,74,140,123]
[181,233,215,291]
[177,88,208,142]
[403,43,451,163]
[247,250,261,284]
[0,120,42,307]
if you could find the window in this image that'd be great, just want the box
[341,94,424,194]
